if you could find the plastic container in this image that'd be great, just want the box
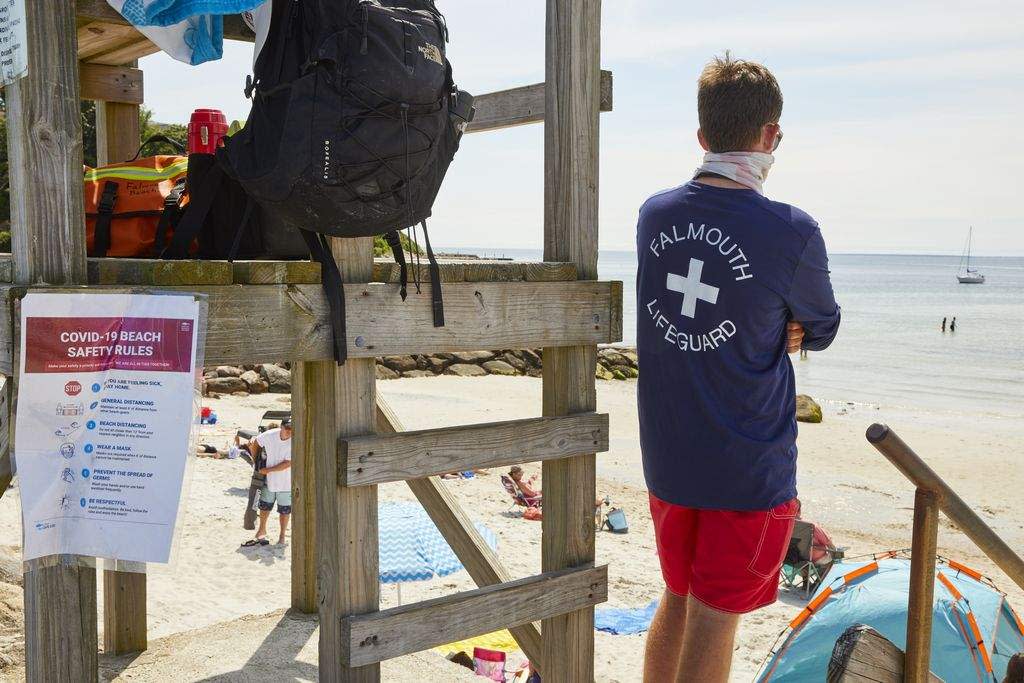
[187,109,229,155]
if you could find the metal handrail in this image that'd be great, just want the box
[866,423,1024,682]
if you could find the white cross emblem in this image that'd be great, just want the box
[666,258,719,318]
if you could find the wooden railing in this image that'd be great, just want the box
[866,424,1024,682]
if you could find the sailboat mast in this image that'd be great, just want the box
[966,226,972,269]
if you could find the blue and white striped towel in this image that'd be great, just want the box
[107,0,267,65]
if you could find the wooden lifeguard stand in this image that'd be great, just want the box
[1,1,618,680]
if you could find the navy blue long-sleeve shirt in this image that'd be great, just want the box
[636,181,841,510]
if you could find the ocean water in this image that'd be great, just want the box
[449,248,1024,424]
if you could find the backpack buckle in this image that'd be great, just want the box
[98,181,118,214]
[244,74,256,99]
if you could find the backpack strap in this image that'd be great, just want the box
[299,229,349,364]
[383,230,408,301]
[130,135,186,161]
[162,163,224,259]
[153,177,187,256]
[93,181,119,258]
[419,221,444,327]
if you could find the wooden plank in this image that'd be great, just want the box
[371,259,578,283]
[11,2,98,679]
[86,39,160,67]
[0,280,621,374]
[377,399,545,672]
[0,376,11,496]
[75,1,255,42]
[867,424,1024,592]
[102,568,147,654]
[342,413,609,487]
[828,625,943,683]
[232,260,322,285]
[80,63,142,104]
[95,73,148,658]
[319,237,380,682]
[77,22,142,62]
[0,259,11,283]
[906,488,939,683]
[88,259,233,286]
[541,1,603,680]
[341,565,608,668]
[466,70,613,134]
[290,361,318,613]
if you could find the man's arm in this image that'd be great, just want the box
[787,229,841,351]
[261,459,291,474]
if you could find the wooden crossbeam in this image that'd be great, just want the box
[342,413,609,486]
[372,259,577,283]
[0,281,621,373]
[75,1,255,43]
[340,565,608,668]
[79,63,143,104]
[467,70,613,134]
[88,259,233,286]
[375,398,545,671]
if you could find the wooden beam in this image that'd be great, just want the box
[466,70,613,134]
[88,259,232,286]
[0,281,622,374]
[95,69,148,658]
[77,22,144,62]
[0,377,11,496]
[80,63,143,104]
[102,568,147,654]
[867,424,1024,592]
[541,1,603,680]
[290,361,318,613]
[75,2,255,42]
[827,624,943,683]
[905,489,939,683]
[10,1,98,679]
[376,399,545,672]
[342,413,609,487]
[372,259,578,284]
[340,565,608,668]
[318,237,380,681]
[233,261,322,285]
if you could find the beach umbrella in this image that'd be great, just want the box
[756,555,1024,682]
[378,501,498,602]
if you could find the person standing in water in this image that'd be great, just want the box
[951,317,957,332]
[942,317,947,332]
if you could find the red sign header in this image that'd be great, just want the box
[25,317,194,373]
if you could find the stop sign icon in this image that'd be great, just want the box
[64,381,82,396]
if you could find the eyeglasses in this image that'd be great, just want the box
[772,127,784,152]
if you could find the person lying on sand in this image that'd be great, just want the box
[636,54,840,683]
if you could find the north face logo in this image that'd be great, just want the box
[418,43,443,65]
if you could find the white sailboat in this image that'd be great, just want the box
[956,227,985,284]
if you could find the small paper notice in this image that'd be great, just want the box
[0,0,27,87]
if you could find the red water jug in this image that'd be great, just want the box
[188,109,228,155]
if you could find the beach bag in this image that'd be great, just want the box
[523,507,542,522]
[473,648,506,681]
[84,136,189,257]
[213,0,476,363]
[603,508,629,534]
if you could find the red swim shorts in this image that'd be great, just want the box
[649,493,798,614]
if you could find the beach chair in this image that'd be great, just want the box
[501,475,530,513]
[780,520,841,595]
[236,409,292,441]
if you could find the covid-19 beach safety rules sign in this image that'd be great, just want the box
[15,292,206,563]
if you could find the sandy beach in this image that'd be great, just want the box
[0,374,1020,681]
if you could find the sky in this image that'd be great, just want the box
[139,0,1024,255]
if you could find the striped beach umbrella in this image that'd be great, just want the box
[378,501,498,588]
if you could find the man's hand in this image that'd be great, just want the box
[259,467,269,475]
[786,321,805,354]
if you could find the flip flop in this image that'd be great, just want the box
[241,538,269,547]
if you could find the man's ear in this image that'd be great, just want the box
[758,123,779,153]
[697,129,710,152]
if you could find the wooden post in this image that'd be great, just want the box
[905,488,939,683]
[94,84,148,654]
[867,424,1024,591]
[318,238,379,682]
[291,360,319,613]
[7,1,97,679]
[542,0,601,680]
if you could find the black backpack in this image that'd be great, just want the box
[208,0,474,363]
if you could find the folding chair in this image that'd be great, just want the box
[781,520,821,595]
[500,475,529,513]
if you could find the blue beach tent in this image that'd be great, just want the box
[757,555,1024,682]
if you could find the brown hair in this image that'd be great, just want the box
[1006,653,1024,683]
[697,53,783,153]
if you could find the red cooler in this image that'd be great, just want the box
[188,109,229,155]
